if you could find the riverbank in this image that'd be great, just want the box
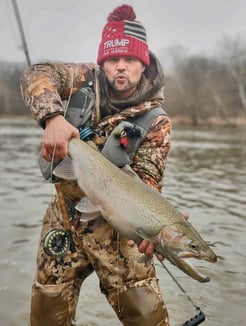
[1,114,246,129]
[171,114,246,128]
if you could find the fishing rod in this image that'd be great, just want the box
[11,0,31,67]
[12,0,79,262]
[156,255,206,326]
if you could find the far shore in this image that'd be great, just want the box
[1,114,246,128]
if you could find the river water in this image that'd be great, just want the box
[0,117,245,326]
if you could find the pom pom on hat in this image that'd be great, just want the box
[107,5,136,21]
[97,4,150,66]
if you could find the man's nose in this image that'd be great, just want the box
[116,59,126,70]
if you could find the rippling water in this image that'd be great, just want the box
[0,118,245,326]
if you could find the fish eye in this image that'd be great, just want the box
[189,242,197,250]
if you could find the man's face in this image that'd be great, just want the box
[103,57,145,99]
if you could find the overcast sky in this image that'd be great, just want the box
[1,0,246,69]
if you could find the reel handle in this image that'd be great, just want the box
[182,310,205,326]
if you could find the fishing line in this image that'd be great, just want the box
[49,141,58,184]
[116,231,121,313]
[63,67,74,118]
[48,66,74,184]
[156,255,206,326]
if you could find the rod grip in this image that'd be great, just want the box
[55,182,71,230]
[55,182,78,261]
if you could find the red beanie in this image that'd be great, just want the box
[97,5,150,66]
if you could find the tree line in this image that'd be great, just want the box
[0,61,27,116]
[1,35,245,125]
[162,35,246,125]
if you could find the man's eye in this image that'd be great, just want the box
[127,57,136,62]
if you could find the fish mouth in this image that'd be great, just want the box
[165,251,212,283]
[180,257,210,283]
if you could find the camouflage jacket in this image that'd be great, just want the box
[20,52,171,192]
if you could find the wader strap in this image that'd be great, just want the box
[101,107,166,167]
[94,69,101,123]
[64,80,95,129]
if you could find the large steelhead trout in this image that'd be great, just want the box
[53,138,217,282]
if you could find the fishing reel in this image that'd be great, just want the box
[43,229,70,258]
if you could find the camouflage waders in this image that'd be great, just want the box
[30,181,169,326]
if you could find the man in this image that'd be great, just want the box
[21,4,171,326]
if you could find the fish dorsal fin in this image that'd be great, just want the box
[75,197,101,221]
[53,156,76,180]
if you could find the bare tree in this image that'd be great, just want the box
[218,35,246,111]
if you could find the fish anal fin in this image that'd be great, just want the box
[75,197,101,221]
[137,254,151,264]
[53,156,76,180]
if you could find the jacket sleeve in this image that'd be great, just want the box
[131,114,171,192]
[20,62,96,128]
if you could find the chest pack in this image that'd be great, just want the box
[101,106,166,166]
[39,82,166,179]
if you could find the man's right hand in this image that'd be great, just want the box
[41,115,80,162]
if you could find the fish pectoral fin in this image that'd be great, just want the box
[137,254,151,264]
[75,197,101,221]
[80,212,101,221]
[135,227,157,239]
[53,156,76,180]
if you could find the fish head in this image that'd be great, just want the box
[157,221,217,282]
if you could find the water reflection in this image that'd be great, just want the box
[0,118,245,325]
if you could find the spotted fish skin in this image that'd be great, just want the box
[53,138,217,282]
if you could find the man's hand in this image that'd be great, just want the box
[128,213,190,261]
[41,115,80,161]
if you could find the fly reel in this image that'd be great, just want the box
[43,229,70,258]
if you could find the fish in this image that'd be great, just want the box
[53,138,217,283]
